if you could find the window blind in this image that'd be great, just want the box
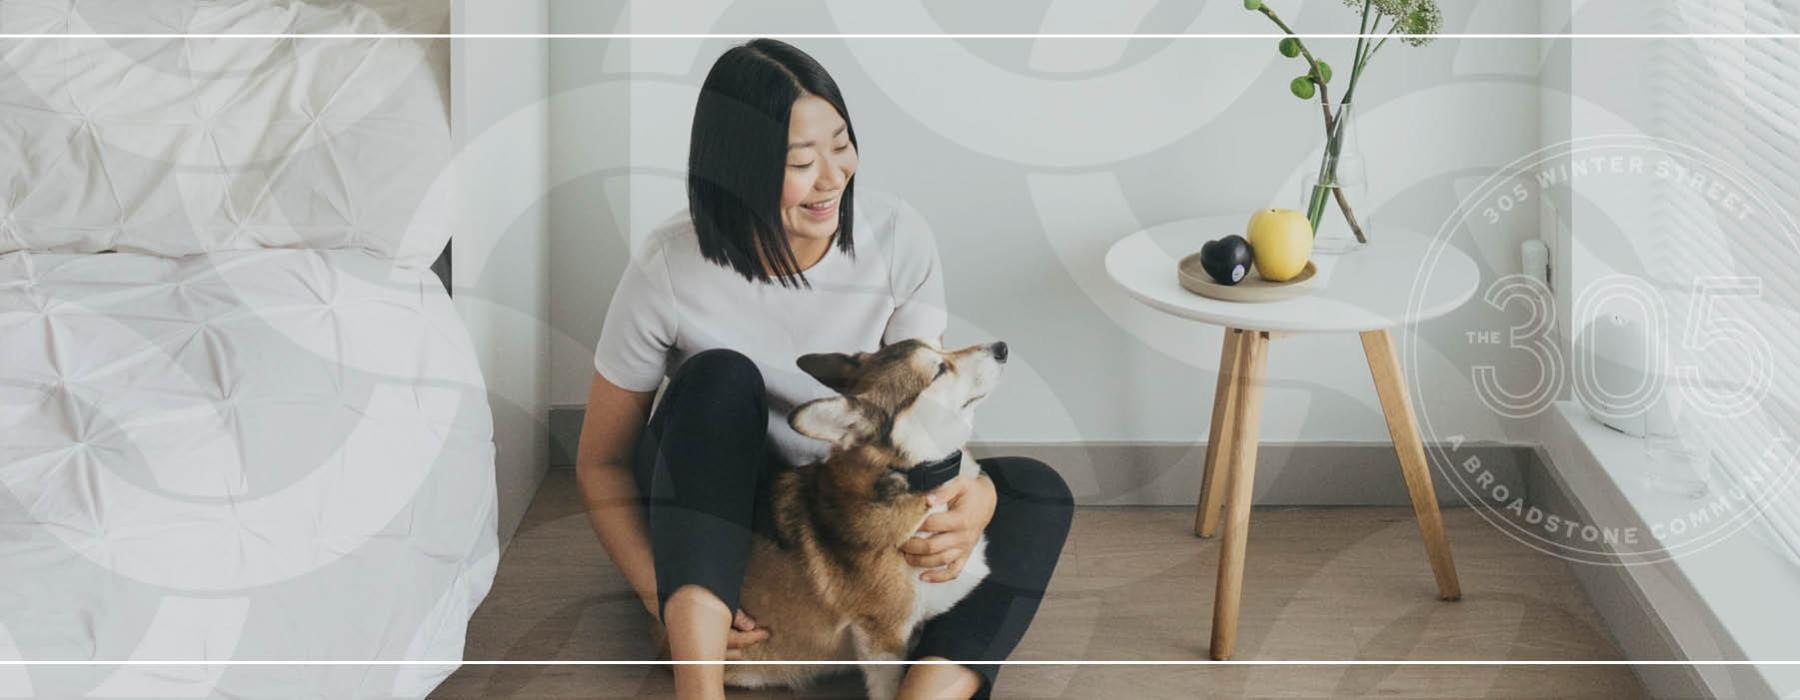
[1648,0,1800,563]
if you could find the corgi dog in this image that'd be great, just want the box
[723,338,1008,699]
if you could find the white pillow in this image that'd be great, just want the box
[0,0,451,267]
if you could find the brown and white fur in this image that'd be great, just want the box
[723,338,1006,699]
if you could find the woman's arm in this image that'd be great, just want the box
[900,471,997,582]
[575,370,662,618]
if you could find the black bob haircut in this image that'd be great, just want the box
[688,38,858,289]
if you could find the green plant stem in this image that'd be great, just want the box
[1337,9,1382,125]
[1349,0,1372,96]
[1329,7,1378,242]
[1306,1,1374,240]
[1311,6,1404,244]
[1257,4,1344,237]
[1370,14,1403,59]
[1255,3,1376,243]
[1359,14,1405,81]
[1255,6,1338,138]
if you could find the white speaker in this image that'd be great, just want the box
[1573,311,1678,437]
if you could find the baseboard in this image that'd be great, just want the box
[547,406,1537,508]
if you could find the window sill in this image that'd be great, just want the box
[1541,401,1800,698]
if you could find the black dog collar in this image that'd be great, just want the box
[902,449,963,493]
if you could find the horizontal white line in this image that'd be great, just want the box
[2,660,1797,666]
[2,33,1800,40]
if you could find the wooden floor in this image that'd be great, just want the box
[434,470,1645,698]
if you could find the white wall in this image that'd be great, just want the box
[453,0,552,547]
[547,1,630,411]
[1566,0,1658,299]
[549,2,1551,457]
[1540,0,1573,368]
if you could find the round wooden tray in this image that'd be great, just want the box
[1176,253,1317,303]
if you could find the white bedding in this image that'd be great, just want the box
[0,0,453,266]
[0,1,497,697]
[0,250,496,697]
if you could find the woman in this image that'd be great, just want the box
[575,38,1073,700]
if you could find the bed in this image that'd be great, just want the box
[0,1,498,696]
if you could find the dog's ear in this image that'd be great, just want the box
[790,396,874,448]
[796,352,862,392]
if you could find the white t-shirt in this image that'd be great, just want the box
[593,190,948,468]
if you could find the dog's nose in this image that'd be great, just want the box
[991,341,1008,363]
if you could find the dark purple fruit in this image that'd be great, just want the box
[1199,235,1254,286]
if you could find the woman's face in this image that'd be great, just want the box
[780,93,858,242]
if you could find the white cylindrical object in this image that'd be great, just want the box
[1576,312,1660,437]
[1521,239,1550,283]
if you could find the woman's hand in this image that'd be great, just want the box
[725,609,770,659]
[900,474,997,582]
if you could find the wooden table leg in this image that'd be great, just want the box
[1195,328,1244,538]
[1360,329,1463,601]
[1210,329,1269,660]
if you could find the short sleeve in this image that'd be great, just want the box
[882,202,949,346]
[593,243,678,392]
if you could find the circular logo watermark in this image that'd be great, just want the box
[1411,134,1798,566]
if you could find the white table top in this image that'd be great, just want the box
[1104,215,1480,333]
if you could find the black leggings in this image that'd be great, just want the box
[631,348,1074,695]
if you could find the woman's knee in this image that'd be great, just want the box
[984,456,1074,521]
[663,349,767,415]
[662,583,731,622]
[673,348,764,391]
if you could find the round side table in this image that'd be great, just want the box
[1103,215,1480,660]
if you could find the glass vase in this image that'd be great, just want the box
[1641,392,1713,499]
[1298,102,1370,254]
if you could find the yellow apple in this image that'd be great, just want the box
[1245,208,1313,282]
